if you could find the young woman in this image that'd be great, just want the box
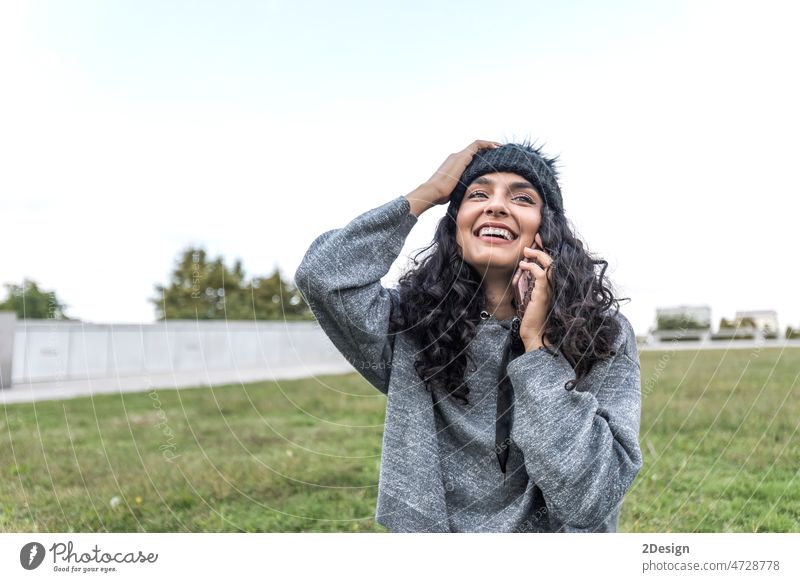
[294,139,643,533]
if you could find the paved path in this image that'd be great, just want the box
[0,363,354,405]
[638,338,800,351]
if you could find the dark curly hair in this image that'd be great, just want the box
[388,140,630,406]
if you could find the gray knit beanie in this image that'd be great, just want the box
[448,141,564,215]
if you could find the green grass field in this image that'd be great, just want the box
[1,346,798,532]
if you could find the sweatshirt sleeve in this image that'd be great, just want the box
[506,311,643,530]
[293,195,418,395]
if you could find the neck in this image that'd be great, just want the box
[482,271,516,320]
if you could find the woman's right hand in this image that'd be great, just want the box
[406,139,503,217]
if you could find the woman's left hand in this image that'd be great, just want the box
[513,232,555,351]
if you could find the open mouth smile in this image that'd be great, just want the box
[473,225,517,245]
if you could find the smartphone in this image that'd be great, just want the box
[513,231,554,318]
[513,262,534,319]
[514,212,554,318]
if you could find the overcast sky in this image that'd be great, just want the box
[1,0,797,336]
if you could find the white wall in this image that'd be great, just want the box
[0,312,14,388]
[8,320,347,385]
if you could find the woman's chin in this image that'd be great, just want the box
[467,258,517,274]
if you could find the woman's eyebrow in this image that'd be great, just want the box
[471,176,537,191]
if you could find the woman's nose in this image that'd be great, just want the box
[485,194,509,215]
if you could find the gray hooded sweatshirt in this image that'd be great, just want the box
[293,195,643,533]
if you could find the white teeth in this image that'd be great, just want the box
[478,226,514,241]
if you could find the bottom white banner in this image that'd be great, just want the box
[1,533,797,581]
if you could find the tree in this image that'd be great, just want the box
[151,246,312,321]
[0,278,72,320]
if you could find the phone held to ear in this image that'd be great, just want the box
[513,264,533,320]
[514,240,544,319]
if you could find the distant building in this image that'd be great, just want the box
[655,305,712,328]
[652,305,712,342]
[646,306,789,345]
[733,310,779,333]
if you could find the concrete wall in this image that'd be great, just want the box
[9,320,347,385]
[0,312,15,389]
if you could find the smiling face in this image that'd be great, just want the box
[455,171,543,277]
